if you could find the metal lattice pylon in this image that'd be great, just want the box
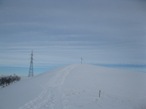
[81,57,83,64]
[28,50,33,77]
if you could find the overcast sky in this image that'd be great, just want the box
[0,0,146,75]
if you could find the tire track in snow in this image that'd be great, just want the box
[18,65,76,109]
[51,65,76,109]
[19,87,55,109]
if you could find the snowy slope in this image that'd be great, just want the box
[0,64,146,109]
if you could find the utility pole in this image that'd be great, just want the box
[99,90,101,98]
[28,50,33,77]
[81,57,83,64]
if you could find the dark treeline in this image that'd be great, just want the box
[0,75,21,87]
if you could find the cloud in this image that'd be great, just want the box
[0,0,146,70]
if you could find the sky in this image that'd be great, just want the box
[0,0,146,75]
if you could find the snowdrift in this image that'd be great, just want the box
[0,64,146,109]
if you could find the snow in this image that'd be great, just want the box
[0,64,146,109]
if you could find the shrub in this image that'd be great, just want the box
[0,75,21,87]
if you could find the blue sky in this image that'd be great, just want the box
[0,0,146,75]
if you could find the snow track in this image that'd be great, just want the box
[18,65,76,109]
[19,87,55,109]
[1,64,145,109]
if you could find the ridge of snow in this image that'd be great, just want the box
[0,64,146,109]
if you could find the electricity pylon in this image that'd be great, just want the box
[28,50,33,77]
[81,57,83,64]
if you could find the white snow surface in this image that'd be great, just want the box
[0,64,146,109]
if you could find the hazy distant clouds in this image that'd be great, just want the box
[0,0,146,68]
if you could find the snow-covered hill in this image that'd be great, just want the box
[0,64,146,109]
